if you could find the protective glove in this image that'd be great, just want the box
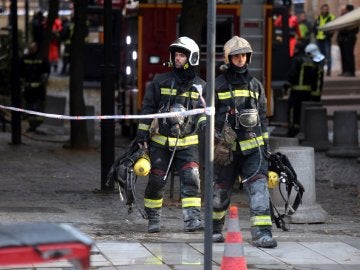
[137,129,150,148]
[214,141,233,166]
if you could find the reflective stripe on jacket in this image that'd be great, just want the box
[214,70,269,155]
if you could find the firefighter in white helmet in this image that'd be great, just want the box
[305,43,325,102]
[136,36,206,233]
[212,36,277,248]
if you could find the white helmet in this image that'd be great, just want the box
[168,36,200,66]
[305,43,325,63]
[223,36,253,64]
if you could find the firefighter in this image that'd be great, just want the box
[287,42,316,137]
[20,42,50,133]
[305,43,325,102]
[136,37,206,233]
[212,36,277,248]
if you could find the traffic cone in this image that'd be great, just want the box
[220,206,247,270]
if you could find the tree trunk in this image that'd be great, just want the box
[69,0,89,149]
[179,0,207,47]
[39,0,58,59]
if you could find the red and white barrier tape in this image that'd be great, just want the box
[0,104,215,120]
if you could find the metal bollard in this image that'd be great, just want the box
[270,146,328,224]
[301,107,330,151]
[326,110,360,158]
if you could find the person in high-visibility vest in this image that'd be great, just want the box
[136,37,206,234]
[313,4,335,76]
[298,12,312,47]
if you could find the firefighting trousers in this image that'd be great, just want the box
[212,149,272,232]
[287,90,311,137]
[23,86,46,130]
[144,145,201,221]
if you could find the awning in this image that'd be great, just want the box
[320,7,360,32]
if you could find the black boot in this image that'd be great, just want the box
[251,226,277,248]
[148,219,160,233]
[183,207,203,232]
[145,207,161,233]
[212,218,225,242]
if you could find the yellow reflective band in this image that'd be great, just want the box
[26,82,42,87]
[231,141,237,151]
[292,85,311,91]
[179,91,200,99]
[262,132,269,139]
[151,134,199,147]
[151,134,168,145]
[182,197,201,208]
[144,198,163,209]
[217,89,259,100]
[138,123,150,131]
[24,59,43,64]
[197,116,206,125]
[160,88,177,95]
[168,135,198,147]
[250,215,272,226]
[239,135,264,151]
[311,90,321,97]
[213,211,226,220]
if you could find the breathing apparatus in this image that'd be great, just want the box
[134,153,151,177]
[268,152,305,231]
[106,139,150,218]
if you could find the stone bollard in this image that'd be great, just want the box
[271,97,288,124]
[326,111,360,158]
[43,95,67,127]
[269,136,299,151]
[270,146,328,224]
[301,107,330,151]
[298,101,322,141]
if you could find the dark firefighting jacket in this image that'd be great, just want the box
[215,68,269,155]
[288,53,316,92]
[138,70,206,148]
[20,53,50,89]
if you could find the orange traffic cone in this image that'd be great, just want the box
[220,206,247,270]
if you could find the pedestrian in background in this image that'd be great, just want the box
[298,11,312,47]
[47,16,63,73]
[274,5,302,57]
[336,4,359,77]
[20,42,50,133]
[211,36,277,248]
[136,37,206,234]
[313,3,335,76]
[60,16,74,75]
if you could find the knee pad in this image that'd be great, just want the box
[246,177,270,215]
[213,186,231,211]
[181,166,200,187]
